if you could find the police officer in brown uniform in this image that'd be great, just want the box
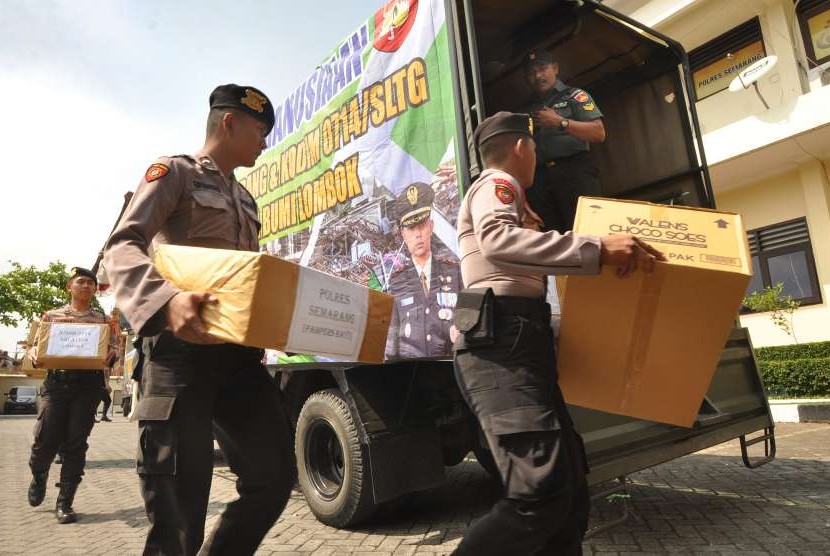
[452,112,663,555]
[27,267,117,524]
[103,85,296,555]
[524,50,606,233]
[385,182,461,359]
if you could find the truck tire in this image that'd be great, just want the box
[473,443,502,484]
[295,388,375,528]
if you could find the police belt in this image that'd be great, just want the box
[492,295,550,323]
[47,369,100,378]
[539,150,591,168]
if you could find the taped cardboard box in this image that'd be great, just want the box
[154,245,394,363]
[35,322,111,370]
[22,319,45,378]
[557,197,751,427]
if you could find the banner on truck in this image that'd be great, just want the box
[238,0,461,362]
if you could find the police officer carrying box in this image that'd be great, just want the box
[524,50,606,233]
[452,112,664,555]
[104,84,296,555]
[385,182,461,359]
[27,266,117,524]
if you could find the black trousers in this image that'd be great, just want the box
[100,386,112,416]
[526,152,600,234]
[453,297,590,555]
[29,372,101,484]
[135,332,296,556]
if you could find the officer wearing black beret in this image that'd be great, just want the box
[209,84,276,134]
[385,182,462,359]
[523,49,606,233]
[27,266,117,524]
[103,85,295,554]
[453,111,663,555]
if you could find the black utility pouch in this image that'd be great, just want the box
[454,288,495,347]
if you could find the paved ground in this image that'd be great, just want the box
[1,416,828,555]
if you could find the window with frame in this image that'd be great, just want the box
[689,18,766,101]
[796,0,830,68]
[743,217,822,309]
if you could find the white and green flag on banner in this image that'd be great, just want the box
[238,0,462,360]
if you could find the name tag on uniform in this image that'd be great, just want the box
[401,296,414,307]
[193,180,220,192]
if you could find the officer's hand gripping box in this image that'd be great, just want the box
[35,322,111,370]
[154,244,394,363]
[557,197,752,427]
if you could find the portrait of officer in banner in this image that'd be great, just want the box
[385,182,461,360]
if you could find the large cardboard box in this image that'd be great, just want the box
[557,197,752,427]
[154,245,394,363]
[35,322,111,370]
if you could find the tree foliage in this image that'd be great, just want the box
[743,283,800,343]
[0,261,99,327]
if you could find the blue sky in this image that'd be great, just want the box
[0,0,384,352]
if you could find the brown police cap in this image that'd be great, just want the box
[68,266,97,285]
[209,84,275,134]
[474,111,535,150]
[395,182,434,227]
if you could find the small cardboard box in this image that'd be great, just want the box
[154,245,394,363]
[557,197,751,427]
[21,319,45,378]
[35,322,111,370]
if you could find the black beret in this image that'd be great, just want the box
[525,49,555,66]
[68,267,97,285]
[209,84,275,134]
[395,182,434,227]
[474,111,535,150]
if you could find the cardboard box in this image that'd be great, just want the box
[21,319,45,378]
[154,245,394,363]
[35,322,111,370]
[557,197,752,427]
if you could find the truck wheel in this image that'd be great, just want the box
[296,389,375,528]
[473,443,502,484]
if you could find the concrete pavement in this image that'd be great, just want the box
[1,416,828,555]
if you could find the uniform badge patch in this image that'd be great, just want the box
[495,184,514,204]
[583,102,595,111]
[493,180,516,205]
[573,91,590,103]
[145,163,169,182]
[553,101,568,108]
[240,89,267,112]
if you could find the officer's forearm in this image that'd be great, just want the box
[566,119,605,143]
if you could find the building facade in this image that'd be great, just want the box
[607,0,830,346]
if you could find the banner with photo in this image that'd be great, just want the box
[239,0,462,362]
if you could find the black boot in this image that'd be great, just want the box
[55,482,79,524]
[28,471,49,507]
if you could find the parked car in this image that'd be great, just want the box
[4,386,38,414]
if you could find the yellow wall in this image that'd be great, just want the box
[659,0,804,133]
[717,161,830,346]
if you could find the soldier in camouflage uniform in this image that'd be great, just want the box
[523,50,606,233]
[27,267,117,524]
[385,182,461,359]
